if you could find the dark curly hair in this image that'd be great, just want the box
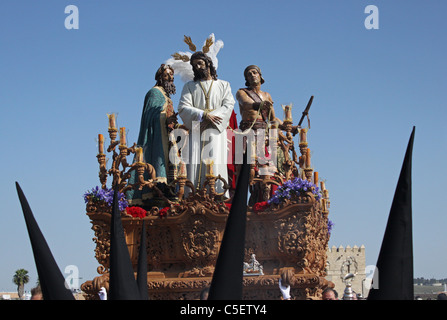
[155,64,174,85]
[190,51,218,81]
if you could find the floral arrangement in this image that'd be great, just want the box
[252,201,269,212]
[83,186,128,211]
[159,206,169,218]
[126,206,147,218]
[268,177,322,205]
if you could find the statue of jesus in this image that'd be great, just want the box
[177,51,235,195]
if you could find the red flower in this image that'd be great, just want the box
[125,206,147,218]
[225,203,232,210]
[253,201,269,212]
[159,206,170,218]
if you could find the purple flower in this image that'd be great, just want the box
[84,186,128,211]
[327,219,334,236]
[268,177,323,205]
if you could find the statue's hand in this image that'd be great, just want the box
[206,113,222,126]
[167,113,178,124]
[262,100,273,110]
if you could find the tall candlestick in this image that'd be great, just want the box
[314,171,318,185]
[301,169,306,180]
[120,127,126,145]
[108,113,116,129]
[300,128,307,143]
[283,104,292,122]
[98,134,104,154]
[179,161,187,177]
[305,148,311,168]
[135,147,143,162]
[206,160,214,176]
[298,156,302,168]
[320,181,325,191]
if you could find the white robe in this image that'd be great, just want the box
[178,79,235,194]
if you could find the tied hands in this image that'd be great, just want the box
[259,100,274,122]
[260,100,273,111]
[201,110,222,131]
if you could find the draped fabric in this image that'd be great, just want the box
[127,87,171,204]
[227,110,239,190]
[178,80,235,194]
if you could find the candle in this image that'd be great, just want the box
[206,160,214,176]
[120,127,126,145]
[305,148,311,168]
[320,181,326,191]
[322,198,327,211]
[314,171,318,185]
[284,104,292,121]
[136,147,143,162]
[98,134,104,154]
[300,128,307,143]
[179,161,187,177]
[108,113,116,129]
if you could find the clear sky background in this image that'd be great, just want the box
[0,1,446,292]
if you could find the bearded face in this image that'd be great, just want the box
[161,80,176,97]
[193,67,210,81]
[191,58,210,81]
[157,68,176,96]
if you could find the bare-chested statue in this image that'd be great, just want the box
[236,65,280,131]
[236,65,283,204]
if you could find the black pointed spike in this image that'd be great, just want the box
[15,182,74,300]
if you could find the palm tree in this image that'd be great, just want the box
[12,269,30,299]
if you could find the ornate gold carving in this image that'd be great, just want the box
[171,52,190,62]
[181,215,220,265]
[202,35,213,53]
[183,35,196,52]
[83,192,332,299]
[83,102,334,299]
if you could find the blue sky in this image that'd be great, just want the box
[1,1,446,292]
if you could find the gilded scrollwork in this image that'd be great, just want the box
[82,103,334,300]
[83,192,332,299]
[90,220,111,274]
[181,215,220,266]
